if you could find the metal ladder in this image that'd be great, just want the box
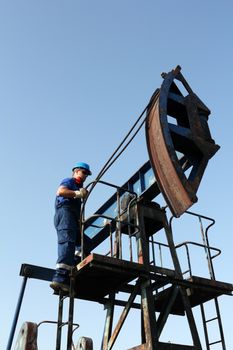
[200,298,226,350]
[173,211,227,350]
[197,213,226,350]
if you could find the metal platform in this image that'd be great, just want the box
[14,251,233,350]
[8,66,231,350]
[18,256,233,309]
[73,253,149,300]
[153,276,233,316]
[70,254,233,312]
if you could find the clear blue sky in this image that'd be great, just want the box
[1,1,232,349]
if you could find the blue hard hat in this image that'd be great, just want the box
[72,162,92,175]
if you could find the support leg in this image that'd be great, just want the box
[56,292,65,350]
[6,277,28,350]
[101,293,115,350]
[67,267,75,350]
[141,280,158,350]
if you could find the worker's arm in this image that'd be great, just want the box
[56,186,88,199]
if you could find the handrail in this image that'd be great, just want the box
[149,238,221,279]
[169,210,215,231]
[80,179,138,260]
[169,210,218,279]
[175,240,221,259]
[175,241,221,277]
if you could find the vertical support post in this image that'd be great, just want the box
[141,280,158,350]
[101,293,115,350]
[140,308,146,345]
[199,217,215,279]
[6,276,28,350]
[136,203,150,265]
[67,268,75,350]
[114,189,122,259]
[136,203,158,349]
[80,200,85,261]
[109,222,113,257]
[56,292,65,350]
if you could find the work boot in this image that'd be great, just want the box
[50,280,70,293]
[50,268,70,293]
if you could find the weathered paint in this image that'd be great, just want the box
[14,322,38,350]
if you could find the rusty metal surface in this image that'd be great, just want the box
[76,337,93,350]
[146,65,219,217]
[14,322,38,350]
[107,280,141,350]
[127,344,146,350]
[153,276,233,316]
[74,253,148,300]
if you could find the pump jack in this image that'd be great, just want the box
[9,66,232,350]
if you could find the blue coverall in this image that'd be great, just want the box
[52,177,82,284]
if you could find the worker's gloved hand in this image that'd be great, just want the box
[74,188,88,199]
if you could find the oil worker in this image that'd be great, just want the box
[50,162,92,292]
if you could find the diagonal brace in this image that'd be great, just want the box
[157,286,179,338]
[107,279,141,350]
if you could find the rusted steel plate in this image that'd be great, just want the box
[74,253,148,300]
[14,322,38,350]
[76,336,93,350]
[146,66,219,217]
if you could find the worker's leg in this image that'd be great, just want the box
[56,228,76,267]
[54,207,77,266]
[51,207,77,291]
[50,228,76,291]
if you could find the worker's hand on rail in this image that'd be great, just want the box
[74,188,88,199]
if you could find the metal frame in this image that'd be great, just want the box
[8,66,232,350]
